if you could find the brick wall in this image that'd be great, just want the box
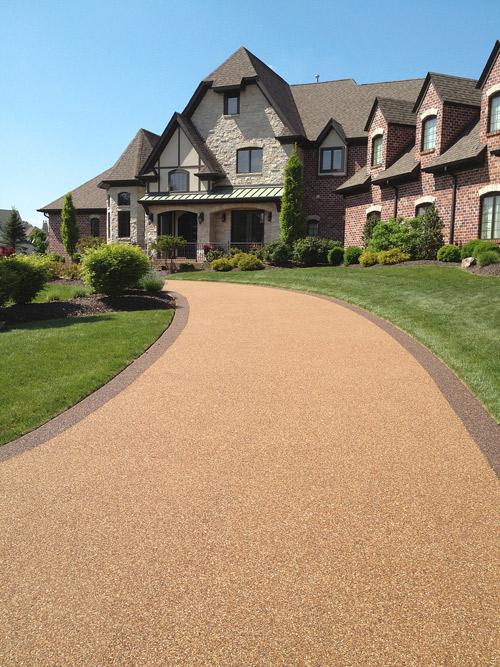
[47,211,106,256]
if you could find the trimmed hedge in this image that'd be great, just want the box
[0,256,47,306]
[437,244,461,262]
[327,246,344,266]
[262,240,290,266]
[81,243,149,296]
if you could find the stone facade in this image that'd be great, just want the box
[107,185,146,246]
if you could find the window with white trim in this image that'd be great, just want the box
[372,135,383,166]
[319,147,345,173]
[421,116,437,151]
[415,202,433,217]
[480,193,500,239]
[489,93,500,134]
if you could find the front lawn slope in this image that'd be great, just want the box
[171,265,500,421]
[0,309,173,446]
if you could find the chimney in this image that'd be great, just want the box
[315,74,320,83]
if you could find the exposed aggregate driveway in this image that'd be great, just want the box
[0,280,498,666]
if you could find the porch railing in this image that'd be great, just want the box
[156,242,264,263]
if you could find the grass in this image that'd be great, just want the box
[34,282,92,303]
[0,309,173,446]
[170,265,500,421]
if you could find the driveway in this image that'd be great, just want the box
[0,281,498,666]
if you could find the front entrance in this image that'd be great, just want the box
[231,210,264,249]
[157,211,198,259]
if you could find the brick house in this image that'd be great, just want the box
[39,41,500,256]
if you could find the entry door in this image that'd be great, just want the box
[231,210,264,246]
[177,212,198,259]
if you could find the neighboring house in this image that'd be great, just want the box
[39,42,500,256]
[0,209,34,255]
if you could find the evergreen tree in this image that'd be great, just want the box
[280,146,305,245]
[29,227,48,254]
[60,193,79,257]
[1,208,27,248]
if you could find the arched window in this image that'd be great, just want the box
[118,192,130,206]
[371,135,383,166]
[366,210,381,224]
[480,193,500,239]
[488,93,500,134]
[168,170,189,192]
[421,116,437,151]
[415,202,433,217]
[306,218,319,236]
[90,217,100,237]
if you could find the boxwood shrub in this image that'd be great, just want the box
[0,256,47,305]
[343,246,363,266]
[238,255,264,271]
[327,246,344,266]
[211,257,233,271]
[81,243,149,296]
[262,240,290,266]
[377,248,410,265]
[359,250,379,267]
[437,244,461,262]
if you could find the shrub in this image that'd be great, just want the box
[405,206,444,259]
[377,248,410,265]
[238,255,264,271]
[363,213,380,247]
[29,227,48,254]
[476,250,500,267]
[368,219,408,252]
[359,250,379,267]
[229,252,250,268]
[437,244,461,262]
[72,288,91,298]
[61,193,79,258]
[472,240,500,258]
[327,245,344,266]
[292,237,331,266]
[76,236,105,254]
[280,146,305,245]
[138,272,164,292]
[211,257,233,271]
[205,247,226,263]
[460,240,481,259]
[177,262,196,272]
[262,240,290,266]
[344,246,363,266]
[59,263,81,280]
[15,254,60,280]
[81,243,149,296]
[0,256,47,305]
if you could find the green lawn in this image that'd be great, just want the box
[170,265,500,421]
[0,309,173,446]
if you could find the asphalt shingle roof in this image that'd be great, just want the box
[371,148,420,184]
[365,97,416,131]
[100,129,160,184]
[423,121,484,172]
[414,73,482,112]
[336,166,370,193]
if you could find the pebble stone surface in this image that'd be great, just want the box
[0,280,498,666]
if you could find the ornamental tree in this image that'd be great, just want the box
[60,193,79,258]
[1,208,27,249]
[280,146,305,245]
[151,235,187,272]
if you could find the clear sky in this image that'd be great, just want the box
[2,0,499,226]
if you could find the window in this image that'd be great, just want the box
[118,211,131,238]
[319,147,345,173]
[366,211,381,224]
[489,93,500,134]
[117,192,130,206]
[231,210,264,244]
[157,212,173,236]
[415,202,432,217]
[224,91,240,115]
[168,170,189,192]
[421,116,437,151]
[480,193,500,239]
[307,219,319,236]
[236,148,262,174]
[90,217,100,237]
[372,135,383,166]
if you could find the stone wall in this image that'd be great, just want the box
[107,185,146,247]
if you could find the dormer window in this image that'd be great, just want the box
[488,93,500,134]
[421,116,437,151]
[169,170,189,192]
[237,148,262,174]
[371,135,383,166]
[224,92,240,116]
[319,147,345,174]
[118,191,130,206]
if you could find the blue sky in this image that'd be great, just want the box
[2,0,498,225]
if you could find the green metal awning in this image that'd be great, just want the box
[139,185,283,205]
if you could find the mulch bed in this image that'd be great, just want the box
[0,290,175,325]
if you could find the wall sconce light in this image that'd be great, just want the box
[198,212,204,224]
[267,211,272,222]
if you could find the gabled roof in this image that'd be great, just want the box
[291,78,424,141]
[476,40,500,89]
[139,112,224,177]
[422,120,485,173]
[336,166,370,194]
[371,147,420,184]
[364,97,416,131]
[99,128,160,186]
[413,72,481,112]
[203,47,304,137]
[38,168,111,212]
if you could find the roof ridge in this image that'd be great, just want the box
[290,78,356,87]
[359,77,425,86]
[428,71,478,83]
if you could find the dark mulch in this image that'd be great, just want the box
[0,290,175,325]
[467,263,500,277]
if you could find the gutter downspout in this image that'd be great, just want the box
[392,183,399,218]
[449,170,457,245]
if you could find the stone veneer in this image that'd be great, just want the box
[107,185,147,247]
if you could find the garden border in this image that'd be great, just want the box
[0,292,189,463]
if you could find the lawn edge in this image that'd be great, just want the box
[176,277,500,476]
[0,294,188,462]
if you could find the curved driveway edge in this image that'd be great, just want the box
[0,294,188,463]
